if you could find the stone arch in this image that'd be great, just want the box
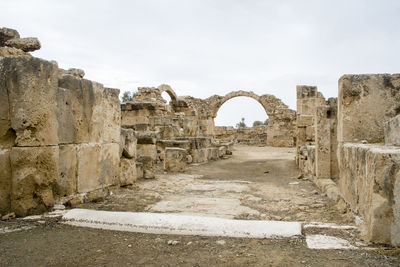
[158,84,178,103]
[210,90,283,119]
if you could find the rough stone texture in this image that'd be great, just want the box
[56,87,75,144]
[0,46,29,57]
[58,75,104,143]
[339,143,400,245]
[338,74,400,144]
[120,128,136,158]
[136,162,144,179]
[0,27,20,45]
[67,68,85,78]
[137,144,157,160]
[191,148,208,163]
[10,146,59,217]
[207,147,219,160]
[99,143,120,187]
[119,158,137,186]
[0,71,15,148]
[56,145,77,197]
[385,114,400,146]
[164,148,187,172]
[1,56,59,146]
[137,156,154,179]
[103,88,121,143]
[5,37,41,52]
[315,106,331,180]
[0,149,11,213]
[316,179,339,202]
[76,144,101,193]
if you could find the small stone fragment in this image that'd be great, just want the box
[5,37,41,52]
[0,27,20,45]
[67,68,85,78]
[167,240,179,245]
[1,212,16,220]
[216,240,226,245]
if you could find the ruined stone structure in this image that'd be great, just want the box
[295,75,400,246]
[215,125,269,145]
[1,28,295,218]
[1,27,400,247]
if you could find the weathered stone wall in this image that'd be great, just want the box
[339,144,400,245]
[0,55,121,216]
[336,73,400,245]
[120,86,232,175]
[295,73,400,245]
[215,126,268,145]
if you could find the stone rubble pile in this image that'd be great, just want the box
[0,27,41,56]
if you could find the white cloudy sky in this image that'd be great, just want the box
[2,0,399,126]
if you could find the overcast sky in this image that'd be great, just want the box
[2,0,399,126]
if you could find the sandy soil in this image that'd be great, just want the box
[0,145,399,266]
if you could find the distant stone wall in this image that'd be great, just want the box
[215,126,268,145]
[0,56,121,216]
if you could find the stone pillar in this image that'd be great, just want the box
[315,106,331,181]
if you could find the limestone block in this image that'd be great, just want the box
[316,179,339,202]
[297,115,313,127]
[156,125,180,139]
[164,148,187,172]
[5,37,41,52]
[0,149,11,213]
[207,147,219,160]
[134,124,149,132]
[57,87,75,144]
[339,143,400,245]
[121,111,149,126]
[136,132,157,145]
[156,140,190,152]
[385,115,400,146]
[393,173,400,246]
[137,156,154,179]
[0,47,29,57]
[10,146,59,216]
[305,125,314,141]
[191,148,208,163]
[103,88,121,143]
[0,27,20,45]
[120,128,136,159]
[338,74,400,144]
[137,144,156,160]
[136,162,144,179]
[56,145,77,197]
[99,143,120,187]
[77,144,101,193]
[58,74,104,143]
[315,106,331,180]
[218,146,227,157]
[0,56,59,146]
[119,158,137,186]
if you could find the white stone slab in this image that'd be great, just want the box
[306,234,357,250]
[62,209,301,238]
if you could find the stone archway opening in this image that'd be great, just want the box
[214,96,269,128]
[213,95,270,146]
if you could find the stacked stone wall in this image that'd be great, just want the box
[0,55,121,216]
[295,73,400,246]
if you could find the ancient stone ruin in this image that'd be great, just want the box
[0,28,400,247]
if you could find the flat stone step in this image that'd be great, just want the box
[62,209,301,238]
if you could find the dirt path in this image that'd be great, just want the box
[0,145,399,266]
